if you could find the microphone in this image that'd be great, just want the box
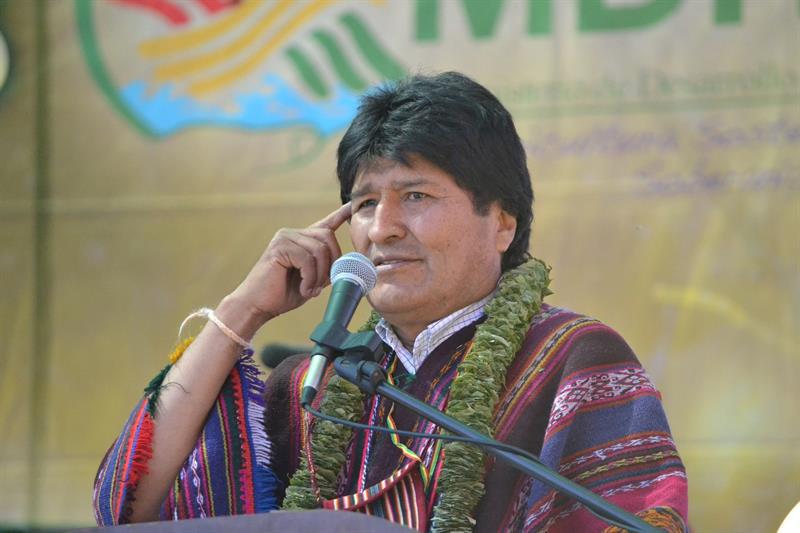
[301,252,377,405]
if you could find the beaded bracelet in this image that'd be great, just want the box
[179,307,254,352]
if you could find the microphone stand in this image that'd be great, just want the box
[316,334,662,533]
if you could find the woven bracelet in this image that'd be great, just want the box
[179,307,254,352]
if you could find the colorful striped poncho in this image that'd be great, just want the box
[93,305,688,531]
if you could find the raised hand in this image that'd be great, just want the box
[227,203,352,329]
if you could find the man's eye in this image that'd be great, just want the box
[407,192,427,201]
[355,199,377,211]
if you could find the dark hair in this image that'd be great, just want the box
[336,71,532,271]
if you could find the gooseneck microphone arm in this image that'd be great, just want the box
[300,253,378,406]
[300,278,363,404]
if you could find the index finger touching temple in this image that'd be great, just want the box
[313,202,352,230]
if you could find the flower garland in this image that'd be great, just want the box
[282,258,552,532]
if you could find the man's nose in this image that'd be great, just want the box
[367,200,407,244]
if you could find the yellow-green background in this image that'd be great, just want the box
[0,1,798,530]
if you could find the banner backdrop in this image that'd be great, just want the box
[0,0,797,529]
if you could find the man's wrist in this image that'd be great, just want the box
[214,293,271,342]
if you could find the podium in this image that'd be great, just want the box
[72,510,414,532]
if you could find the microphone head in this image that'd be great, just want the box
[330,252,377,294]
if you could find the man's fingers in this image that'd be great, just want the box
[265,205,349,301]
[287,232,333,297]
[298,260,319,299]
[287,246,319,298]
[304,227,343,273]
[312,202,351,231]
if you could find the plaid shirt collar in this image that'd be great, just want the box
[374,291,494,375]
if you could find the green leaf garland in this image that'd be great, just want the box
[431,258,551,532]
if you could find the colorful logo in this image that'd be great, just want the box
[75,0,405,139]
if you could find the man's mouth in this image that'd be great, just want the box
[372,255,420,269]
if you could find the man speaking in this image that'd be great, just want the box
[93,72,688,532]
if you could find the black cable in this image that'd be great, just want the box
[302,403,655,532]
[303,403,546,466]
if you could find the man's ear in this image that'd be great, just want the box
[495,208,517,254]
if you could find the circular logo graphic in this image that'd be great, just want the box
[76,0,403,140]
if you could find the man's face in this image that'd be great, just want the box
[348,157,516,342]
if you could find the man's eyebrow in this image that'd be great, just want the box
[350,178,436,199]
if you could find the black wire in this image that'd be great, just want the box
[303,403,546,466]
[302,403,656,532]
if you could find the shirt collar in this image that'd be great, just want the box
[374,291,494,374]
